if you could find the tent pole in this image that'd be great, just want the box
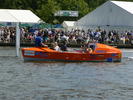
[16,22,20,57]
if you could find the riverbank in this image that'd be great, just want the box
[0,42,133,48]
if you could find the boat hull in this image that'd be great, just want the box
[23,56,121,62]
[22,44,122,62]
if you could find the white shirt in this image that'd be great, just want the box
[54,46,60,51]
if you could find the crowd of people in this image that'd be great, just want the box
[0,26,133,46]
[0,27,16,43]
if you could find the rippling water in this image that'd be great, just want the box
[0,47,133,100]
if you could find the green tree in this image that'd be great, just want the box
[77,0,89,17]
[37,0,60,23]
[1,0,133,23]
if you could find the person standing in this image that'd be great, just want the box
[35,33,47,47]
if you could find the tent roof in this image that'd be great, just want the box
[76,1,133,27]
[62,21,75,27]
[112,1,133,14]
[0,9,41,23]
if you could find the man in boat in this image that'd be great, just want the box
[81,42,94,53]
[35,32,47,47]
[54,42,60,51]
[89,40,97,51]
[60,41,67,51]
[50,42,60,51]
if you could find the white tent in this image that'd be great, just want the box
[0,9,40,23]
[75,1,133,31]
[0,9,41,56]
[62,21,75,31]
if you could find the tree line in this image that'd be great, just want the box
[0,0,133,24]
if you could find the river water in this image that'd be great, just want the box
[0,47,133,100]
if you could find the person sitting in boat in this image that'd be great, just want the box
[54,42,60,51]
[60,41,67,51]
[87,48,93,53]
[35,32,48,47]
[88,41,96,51]
[50,42,60,51]
[81,42,93,53]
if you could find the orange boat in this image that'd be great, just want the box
[21,43,122,62]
